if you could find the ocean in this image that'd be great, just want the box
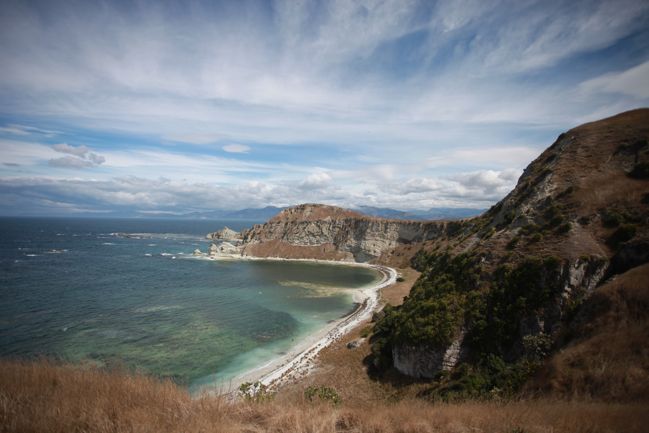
[0,217,381,392]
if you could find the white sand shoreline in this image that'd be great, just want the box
[189,254,396,398]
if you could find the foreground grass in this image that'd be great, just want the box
[1,359,647,433]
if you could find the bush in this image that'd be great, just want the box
[372,251,563,396]
[522,333,553,360]
[482,227,496,239]
[543,205,565,228]
[506,237,519,250]
[642,193,649,205]
[304,385,341,405]
[396,276,405,282]
[556,186,574,198]
[556,222,571,234]
[239,382,274,402]
[520,224,540,236]
[628,162,649,179]
[601,210,623,228]
[607,224,637,247]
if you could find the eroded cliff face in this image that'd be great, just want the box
[236,204,451,263]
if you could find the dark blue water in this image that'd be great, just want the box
[0,217,380,388]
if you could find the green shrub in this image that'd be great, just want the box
[556,222,571,234]
[466,257,562,357]
[628,162,649,179]
[239,381,274,402]
[304,385,341,405]
[520,224,540,236]
[556,186,574,198]
[522,333,553,360]
[607,224,637,247]
[420,356,542,402]
[506,237,519,250]
[482,227,496,239]
[396,276,405,282]
[642,193,649,205]
[371,252,563,397]
[543,205,565,228]
[601,209,622,228]
[359,326,372,338]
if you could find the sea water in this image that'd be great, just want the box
[0,217,381,391]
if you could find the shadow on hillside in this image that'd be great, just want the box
[361,353,427,389]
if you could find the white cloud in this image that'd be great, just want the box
[0,166,524,215]
[0,1,648,214]
[580,61,649,99]
[299,172,332,190]
[49,143,105,169]
[0,124,59,137]
[48,156,96,169]
[222,144,251,153]
[53,143,91,157]
[164,133,222,145]
[451,169,521,195]
[0,125,30,136]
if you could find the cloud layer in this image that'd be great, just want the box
[49,143,105,169]
[0,0,648,215]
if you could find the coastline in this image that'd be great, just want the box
[190,254,397,397]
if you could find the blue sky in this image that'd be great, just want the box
[1,0,648,216]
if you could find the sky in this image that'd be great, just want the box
[1,0,648,217]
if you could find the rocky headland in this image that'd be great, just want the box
[205,205,465,266]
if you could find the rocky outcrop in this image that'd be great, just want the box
[393,332,466,379]
[207,226,242,243]
[207,241,240,256]
[233,204,453,263]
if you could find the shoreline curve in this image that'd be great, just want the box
[189,255,397,398]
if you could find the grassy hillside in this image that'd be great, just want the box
[368,109,649,401]
[1,359,647,433]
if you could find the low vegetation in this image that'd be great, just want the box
[628,161,649,179]
[370,252,568,400]
[1,359,647,433]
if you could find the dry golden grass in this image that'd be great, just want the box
[380,268,420,307]
[2,359,648,433]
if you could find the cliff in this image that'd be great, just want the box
[237,204,454,263]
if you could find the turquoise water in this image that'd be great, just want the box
[0,217,381,390]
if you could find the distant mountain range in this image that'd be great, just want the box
[142,205,484,221]
[353,206,484,220]
[174,206,286,221]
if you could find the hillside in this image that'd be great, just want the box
[3,359,646,433]
[368,108,649,399]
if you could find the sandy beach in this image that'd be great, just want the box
[190,254,397,397]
